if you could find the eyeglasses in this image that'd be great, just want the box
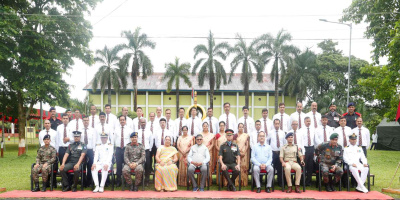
[196,139,203,141]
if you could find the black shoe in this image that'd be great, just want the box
[116,180,121,187]
[145,182,149,187]
[266,187,271,193]
[256,187,261,193]
[330,183,336,191]
[133,185,138,192]
[231,185,236,192]
[72,186,77,192]
[41,182,47,192]
[62,186,71,192]
[32,183,40,192]
[325,183,332,192]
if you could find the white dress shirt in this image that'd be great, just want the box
[258,117,273,136]
[154,128,174,148]
[307,111,322,129]
[105,112,118,130]
[267,129,286,151]
[113,125,133,148]
[56,124,73,152]
[334,126,352,147]
[203,116,219,134]
[165,118,176,137]
[148,120,161,135]
[95,123,113,144]
[94,143,114,167]
[155,115,165,124]
[299,126,318,153]
[315,125,334,145]
[187,116,203,136]
[288,129,305,154]
[79,127,97,150]
[352,126,370,147]
[124,116,134,131]
[68,118,84,132]
[290,111,306,129]
[38,128,58,148]
[238,116,255,134]
[88,115,100,129]
[132,116,147,132]
[372,133,378,143]
[250,129,261,149]
[343,144,368,165]
[219,113,237,133]
[138,127,154,150]
[272,113,291,133]
[174,117,188,138]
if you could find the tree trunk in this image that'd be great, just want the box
[244,79,249,108]
[274,59,279,114]
[107,79,111,105]
[209,75,215,110]
[176,87,180,118]
[17,92,26,156]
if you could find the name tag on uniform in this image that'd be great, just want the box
[78,145,82,150]
[357,149,361,153]
[231,146,237,152]
[334,117,339,122]
[334,151,340,156]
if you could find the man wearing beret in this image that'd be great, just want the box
[122,132,146,191]
[219,129,240,191]
[280,132,305,193]
[343,133,369,193]
[60,131,87,192]
[342,102,362,129]
[32,135,57,192]
[315,133,344,192]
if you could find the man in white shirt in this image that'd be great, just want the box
[132,107,146,132]
[187,107,202,136]
[267,119,286,187]
[316,115,334,145]
[334,117,352,147]
[113,115,133,187]
[352,118,370,157]
[259,108,273,137]
[164,109,176,137]
[250,120,262,149]
[39,120,58,148]
[272,103,291,133]
[148,112,160,173]
[343,133,369,193]
[219,102,237,133]
[68,109,84,132]
[105,104,117,130]
[154,107,164,124]
[290,102,306,129]
[122,107,134,131]
[238,106,254,134]
[288,120,304,155]
[154,118,174,148]
[96,112,113,144]
[203,107,219,134]
[81,115,97,187]
[88,105,100,129]
[299,116,318,186]
[137,118,153,185]
[307,102,321,129]
[57,113,73,165]
[174,107,188,139]
[370,132,378,150]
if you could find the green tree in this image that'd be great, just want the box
[120,27,156,111]
[257,29,298,113]
[0,1,101,155]
[229,34,265,107]
[92,45,127,105]
[192,31,229,109]
[163,57,192,118]
[68,96,93,116]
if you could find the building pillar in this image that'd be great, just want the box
[161,91,164,111]
[251,92,255,118]
[236,92,239,118]
[266,93,270,117]
[146,91,149,119]
[116,92,119,114]
[131,91,133,111]
[206,92,209,109]
[221,92,224,116]
[101,91,104,110]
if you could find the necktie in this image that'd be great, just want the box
[150,122,153,133]
[76,118,79,131]
[106,114,109,124]
[179,119,182,136]
[314,113,318,128]
[276,131,280,148]
[121,126,124,148]
[209,117,213,133]
[138,117,140,130]
[244,117,248,133]
[84,128,88,145]
[307,127,311,146]
[264,119,268,136]
[46,130,49,135]
[298,113,302,129]
[102,124,104,133]
[342,127,347,147]
[142,129,145,146]
[161,129,164,145]
[359,128,362,146]
[323,126,327,142]
[167,120,169,130]
[294,130,297,144]
[280,115,283,130]
[92,115,95,128]
[191,118,194,135]
[226,115,229,130]
[63,126,67,139]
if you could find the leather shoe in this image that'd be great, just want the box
[72,186,77,192]
[256,187,261,193]
[229,184,236,192]
[116,181,121,187]
[32,183,40,192]
[266,187,271,193]
[127,184,133,191]
[295,185,301,193]
[62,186,71,192]
[330,182,336,191]
[41,182,47,192]
[133,185,138,192]
[325,183,332,192]
[286,186,292,193]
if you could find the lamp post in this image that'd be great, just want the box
[319,19,352,110]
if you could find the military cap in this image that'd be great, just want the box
[225,129,234,135]
[49,107,56,112]
[347,102,355,107]
[285,132,294,139]
[130,132,138,138]
[349,133,357,140]
[330,133,339,140]
[73,131,82,137]
[100,132,108,138]
[43,134,51,140]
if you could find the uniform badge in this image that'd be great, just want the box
[231,146,237,152]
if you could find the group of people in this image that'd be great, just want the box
[31,101,371,194]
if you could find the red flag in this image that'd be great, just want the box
[396,100,400,122]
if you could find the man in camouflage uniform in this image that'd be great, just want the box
[122,132,145,191]
[32,135,57,192]
[60,131,87,192]
[315,133,344,192]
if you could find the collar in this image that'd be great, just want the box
[74,142,80,145]
[227,141,232,146]
[131,142,138,146]
[196,144,203,147]
[329,142,338,148]
[258,143,265,147]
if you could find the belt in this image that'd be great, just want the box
[285,161,297,163]
[273,151,280,154]
[305,146,314,148]
[59,147,68,149]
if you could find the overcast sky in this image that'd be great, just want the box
[63,0,384,102]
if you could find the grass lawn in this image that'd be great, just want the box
[0,143,399,199]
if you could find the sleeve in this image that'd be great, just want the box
[203,147,210,165]
[38,131,43,146]
[315,144,322,155]
[108,145,114,166]
[343,148,350,164]
[93,146,100,165]
[266,147,272,166]
[279,147,284,158]
[251,146,261,166]
[92,131,97,150]
[187,147,193,164]
[66,145,71,154]
[235,145,240,157]
[138,146,146,165]
[149,132,154,149]
[360,148,367,165]
[218,144,224,156]
[82,144,88,154]
[124,147,130,165]
[36,150,41,164]
[48,148,57,164]
[336,147,343,167]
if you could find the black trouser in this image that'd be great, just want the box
[304,146,314,185]
[145,149,151,182]
[221,163,239,186]
[115,147,125,181]
[150,142,157,171]
[84,149,94,186]
[58,147,68,165]
[273,151,283,187]
[370,143,377,150]
[61,162,80,187]
[362,146,367,157]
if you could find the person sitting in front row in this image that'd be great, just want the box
[251,131,274,193]
[218,129,240,192]
[187,134,210,192]
[92,132,114,193]
[155,136,179,192]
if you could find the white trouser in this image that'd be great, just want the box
[349,163,369,186]
[92,163,110,187]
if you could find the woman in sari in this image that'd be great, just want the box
[177,126,194,186]
[234,123,250,187]
[155,136,179,192]
[200,122,215,186]
[216,121,228,186]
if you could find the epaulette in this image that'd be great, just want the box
[355,112,362,117]
[108,143,113,146]
[96,144,101,146]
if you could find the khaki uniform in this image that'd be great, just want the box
[280,144,303,186]
[315,142,344,183]
[122,142,145,186]
[32,145,57,183]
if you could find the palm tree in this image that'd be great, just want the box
[192,31,229,109]
[282,49,318,101]
[229,34,266,107]
[92,45,128,105]
[120,27,156,111]
[257,29,298,114]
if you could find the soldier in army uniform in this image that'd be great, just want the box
[122,132,146,191]
[60,131,87,192]
[280,132,305,193]
[315,133,344,192]
[32,135,57,192]
[218,129,240,192]
[92,132,114,193]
